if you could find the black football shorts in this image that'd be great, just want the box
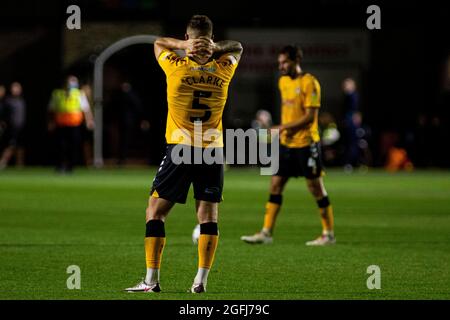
[150,144,224,204]
[275,142,324,179]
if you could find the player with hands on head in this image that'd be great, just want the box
[125,15,242,294]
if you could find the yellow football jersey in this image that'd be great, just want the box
[279,73,321,148]
[158,50,239,147]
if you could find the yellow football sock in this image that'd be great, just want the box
[145,237,166,269]
[263,202,281,233]
[319,204,334,234]
[316,196,334,234]
[198,234,219,269]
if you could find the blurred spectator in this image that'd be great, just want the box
[318,111,341,166]
[0,85,6,140]
[439,55,450,167]
[345,111,372,172]
[252,109,273,145]
[409,112,446,168]
[48,75,95,173]
[342,78,359,114]
[0,82,27,169]
[404,55,449,168]
[341,78,371,171]
[385,146,414,172]
[252,109,273,130]
[0,85,5,105]
[108,82,148,166]
[342,78,358,169]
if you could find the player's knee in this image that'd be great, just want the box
[197,210,218,224]
[198,215,218,224]
[197,203,218,223]
[271,186,284,195]
[307,180,325,199]
[270,182,283,194]
[312,188,324,199]
[145,206,167,222]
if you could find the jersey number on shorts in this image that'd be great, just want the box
[190,90,212,122]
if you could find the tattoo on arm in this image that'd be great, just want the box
[214,40,243,60]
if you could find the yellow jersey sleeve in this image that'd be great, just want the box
[303,76,321,108]
[157,49,187,76]
[215,53,239,77]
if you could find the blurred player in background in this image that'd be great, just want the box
[48,75,94,173]
[252,109,273,130]
[0,84,6,116]
[0,82,26,169]
[241,45,335,246]
[319,111,341,167]
[252,109,273,145]
[125,15,242,294]
[342,78,363,171]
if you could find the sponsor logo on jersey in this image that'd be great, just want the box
[190,66,217,73]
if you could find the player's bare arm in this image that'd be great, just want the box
[211,40,243,62]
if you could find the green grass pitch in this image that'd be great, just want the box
[0,167,449,299]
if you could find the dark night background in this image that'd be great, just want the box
[0,0,449,167]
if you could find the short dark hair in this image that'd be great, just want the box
[187,15,213,37]
[279,45,303,63]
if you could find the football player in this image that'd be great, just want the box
[125,15,242,293]
[241,45,336,246]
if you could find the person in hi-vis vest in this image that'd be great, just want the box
[48,75,94,173]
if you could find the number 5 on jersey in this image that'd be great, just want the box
[190,90,212,122]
